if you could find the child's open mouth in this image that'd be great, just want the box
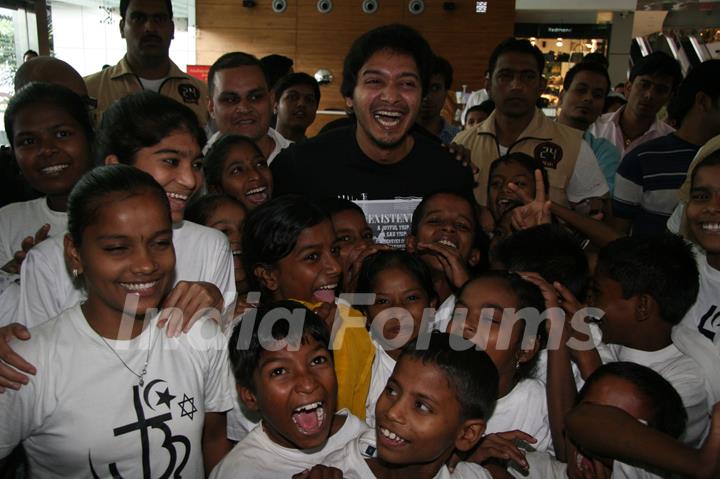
[312,284,337,303]
[291,401,326,435]
[378,426,408,447]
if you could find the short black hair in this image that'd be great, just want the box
[562,61,611,96]
[23,49,38,57]
[228,300,331,393]
[488,152,550,196]
[260,54,294,90]
[629,51,682,90]
[67,165,170,245]
[341,24,434,99]
[493,224,589,299]
[456,271,548,381]
[120,0,173,19]
[273,72,321,106]
[488,38,545,77]
[430,55,453,90]
[400,331,498,421]
[242,195,329,294]
[596,235,699,325]
[185,193,246,227]
[578,362,687,438]
[5,82,94,150]
[96,91,205,164]
[581,52,609,69]
[208,52,268,97]
[204,133,266,192]
[665,59,720,124]
[356,250,436,306]
[465,100,495,123]
[691,148,720,187]
[409,191,490,269]
[322,197,365,218]
[603,94,627,113]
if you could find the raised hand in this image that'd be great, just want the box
[158,281,224,336]
[508,169,551,230]
[2,224,51,274]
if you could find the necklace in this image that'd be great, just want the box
[99,324,157,387]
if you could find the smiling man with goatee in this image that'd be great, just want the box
[85,0,208,128]
[270,24,473,202]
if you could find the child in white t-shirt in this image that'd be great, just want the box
[355,249,437,427]
[550,235,711,450]
[0,92,235,390]
[210,300,368,479]
[405,191,487,332]
[320,332,498,479]
[447,272,552,473]
[0,165,234,477]
[0,83,94,272]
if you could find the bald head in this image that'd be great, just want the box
[14,57,87,97]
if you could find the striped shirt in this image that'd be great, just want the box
[613,133,698,237]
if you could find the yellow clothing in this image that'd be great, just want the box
[84,56,208,128]
[295,300,374,420]
[453,109,583,207]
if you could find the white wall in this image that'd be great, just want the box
[50,0,195,77]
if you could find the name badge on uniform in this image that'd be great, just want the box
[178,84,200,104]
[534,141,563,169]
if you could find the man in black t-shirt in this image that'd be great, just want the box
[271,24,473,201]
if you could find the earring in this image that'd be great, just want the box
[72,268,79,279]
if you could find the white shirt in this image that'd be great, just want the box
[15,220,235,328]
[432,294,456,333]
[597,339,710,446]
[682,252,720,343]
[498,141,609,203]
[0,197,68,265]
[323,428,494,478]
[210,410,368,479]
[509,451,663,479]
[485,378,552,453]
[0,304,234,478]
[588,106,675,158]
[204,128,291,164]
[365,341,396,428]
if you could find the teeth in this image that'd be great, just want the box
[232,250,242,256]
[374,111,403,128]
[376,110,402,118]
[701,223,720,232]
[120,281,158,291]
[379,427,406,443]
[317,407,325,424]
[293,401,322,413]
[167,192,188,201]
[318,284,337,290]
[437,239,458,249]
[246,186,267,196]
[41,164,69,174]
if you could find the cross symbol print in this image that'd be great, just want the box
[178,394,197,420]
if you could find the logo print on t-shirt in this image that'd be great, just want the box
[88,381,191,478]
[534,142,563,169]
[178,84,200,104]
[698,305,720,341]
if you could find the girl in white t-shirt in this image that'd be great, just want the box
[0,165,234,477]
[0,82,94,272]
[204,134,273,211]
[354,249,437,427]
[447,272,552,471]
[0,92,234,391]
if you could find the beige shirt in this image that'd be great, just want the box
[85,56,209,128]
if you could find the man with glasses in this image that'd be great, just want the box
[84,0,208,127]
[454,38,608,208]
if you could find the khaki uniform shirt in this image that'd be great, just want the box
[84,56,208,127]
